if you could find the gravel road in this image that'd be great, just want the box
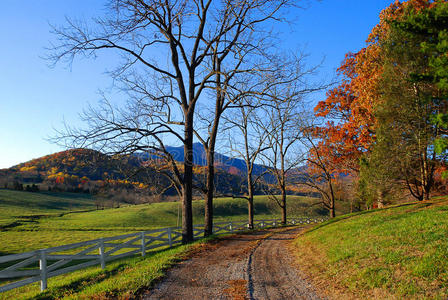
[143,227,325,300]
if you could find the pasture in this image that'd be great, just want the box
[0,189,324,254]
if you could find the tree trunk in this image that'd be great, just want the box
[424,184,431,201]
[330,204,335,218]
[377,189,385,209]
[281,187,287,225]
[204,148,215,236]
[182,113,194,243]
[424,184,431,200]
[328,179,336,218]
[247,174,254,229]
[203,87,223,236]
[420,152,427,201]
[422,150,431,201]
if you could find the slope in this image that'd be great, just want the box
[294,198,448,299]
[0,189,96,227]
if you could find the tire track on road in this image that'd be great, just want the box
[143,227,324,300]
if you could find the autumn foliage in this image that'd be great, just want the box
[312,0,436,175]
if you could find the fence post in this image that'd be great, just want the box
[39,250,47,292]
[141,232,146,257]
[99,239,106,269]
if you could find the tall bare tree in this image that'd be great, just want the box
[259,55,326,224]
[225,97,269,229]
[194,64,280,235]
[48,0,295,242]
[261,95,305,224]
[221,60,302,227]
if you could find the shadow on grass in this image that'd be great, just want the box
[29,245,185,300]
[28,234,230,299]
[31,262,129,300]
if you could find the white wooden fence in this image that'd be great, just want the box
[0,217,326,293]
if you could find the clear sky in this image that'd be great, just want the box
[0,0,394,169]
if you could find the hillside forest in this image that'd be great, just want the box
[1,0,447,243]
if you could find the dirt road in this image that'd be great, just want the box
[143,227,324,300]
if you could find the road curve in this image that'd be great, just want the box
[143,227,324,300]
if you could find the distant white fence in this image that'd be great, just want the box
[0,217,326,293]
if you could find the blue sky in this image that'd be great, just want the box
[0,0,393,168]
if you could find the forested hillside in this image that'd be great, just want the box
[0,147,279,203]
[1,149,163,195]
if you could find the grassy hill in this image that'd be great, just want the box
[0,189,324,254]
[0,189,96,227]
[294,198,448,299]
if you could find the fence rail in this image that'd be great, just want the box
[0,217,327,293]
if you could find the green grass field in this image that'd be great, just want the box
[294,198,448,299]
[0,236,219,300]
[0,190,95,226]
[0,189,324,299]
[0,189,324,254]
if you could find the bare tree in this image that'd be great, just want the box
[190,0,305,237]
[48,0,295,242]
[258,54,327,224]
[225,97,269,229]
[192,51,252,237]
[199,53,314,231]
[260,95,305,224]
[194,61,282,236]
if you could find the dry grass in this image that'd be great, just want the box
[224,279,249,300]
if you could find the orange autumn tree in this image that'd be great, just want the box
[312,0,433,175]
[312,51,371,174]
[307,0,437,211]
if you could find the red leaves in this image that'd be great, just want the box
[312,51,373,174]
[312,0,436,176]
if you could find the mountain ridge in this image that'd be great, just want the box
[0,147,264,197]
[136,142,269,177]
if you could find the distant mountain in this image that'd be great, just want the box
[0,147,254,196]
[0,143,308,200]
[137,143,270,177]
